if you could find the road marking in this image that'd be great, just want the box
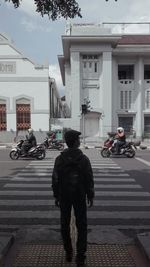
[94,173,129,177]
[0,210,150,219]
[0,210,60,218]
[93,200,150,206]
[0,200,54,205]
[17,173,51,177]
[0,190,52,196]
[95,191,150,196]
[88,211,150,219]
[0,190,149,197]
[10,177,135,182]
[4,183,51,188]
[4,183,141,189]
[0,199,150,207]
[95,184,142,188]
[136,157,150,167]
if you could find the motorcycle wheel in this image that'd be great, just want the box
[58,144,64,151]
[36,150,46,160]
[126,149,135,158]
[10,150,19,160]
[101,148,110,158]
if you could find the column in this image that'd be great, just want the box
[101,51,112,138]
[70,51,81,130]
[135,57,143,139]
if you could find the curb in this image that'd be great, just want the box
[136,232,150,263]
[0,233,14,265]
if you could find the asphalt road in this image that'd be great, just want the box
[0,147,150,231]
[112,149,150,193]
[0,148,31,179]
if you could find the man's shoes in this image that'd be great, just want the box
[65,251,73,262]
[76,254,86,266]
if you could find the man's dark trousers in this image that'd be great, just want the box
[60,196,87,256]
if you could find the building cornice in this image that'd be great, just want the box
[61,35,121,60]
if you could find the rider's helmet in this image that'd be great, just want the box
[117,127,124,134]
[28,128,33,134]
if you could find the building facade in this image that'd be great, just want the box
[0,33,63,142]
[58,23,150,141]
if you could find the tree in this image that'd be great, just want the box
[4,0,82,20]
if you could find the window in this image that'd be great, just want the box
[16,104,31,131]
[94,62,97,73]
[0,104,6,131]
[120,90,132,109]
[144,65,150,79]
[82,54,99,78]
[118,116,133,134]
[118,65,134,80]
[144,116,150,134]
[146,91,150,109]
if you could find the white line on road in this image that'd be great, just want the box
[88,211,150,219]
[0,190,149,197]
[135,157,150,167]
[0,210,150,219]
[4,183,141,189]
[10,177,135,182]
[1,199,150,207]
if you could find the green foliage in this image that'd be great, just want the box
[4,0,82,20]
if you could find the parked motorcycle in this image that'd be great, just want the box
[9,139,46,160]
[43,137,64,151]
[101,137,137,158]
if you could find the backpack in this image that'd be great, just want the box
[59,158,84,197]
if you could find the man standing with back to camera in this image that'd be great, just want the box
[52,129,94,267]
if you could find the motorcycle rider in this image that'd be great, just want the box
[114,127,126,154]
[22,128,37,156]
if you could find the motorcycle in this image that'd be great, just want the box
[9,139,46,160]
[43,137,64,151]
[101,137,137,158]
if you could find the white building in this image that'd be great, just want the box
[58,23,150,141]
[0,33,63,142]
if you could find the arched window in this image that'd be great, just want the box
[0,100,7,131]
[16,98,31,131]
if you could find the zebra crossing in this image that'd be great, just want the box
[0,149,150,231]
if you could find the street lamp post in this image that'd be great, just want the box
[81,98,91,145]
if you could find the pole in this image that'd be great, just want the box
[83,113,85,145]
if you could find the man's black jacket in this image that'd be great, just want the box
[52,148,94,200]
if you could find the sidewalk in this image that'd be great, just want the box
[1,226,150,267]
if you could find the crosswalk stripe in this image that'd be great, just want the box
[0,199,150,207]
[15,173,50,177]
[94,200,150,206]
[11,177,135,182]
[87,211,150,219]
[0,210,150,219]
[0,211,60,218]
[4,183,141,189]
[0,200,54,205]
[4,183,142,189]
[95,191,150,196]
[92,166,121,170]
[0,190,149,197]
[94,172,129,177]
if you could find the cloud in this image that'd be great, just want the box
[19,0,37,17]
[49,64,64,97]
[21,17,52,32]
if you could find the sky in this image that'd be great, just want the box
[1,0,150,96]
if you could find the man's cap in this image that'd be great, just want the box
[64,130,81,142]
